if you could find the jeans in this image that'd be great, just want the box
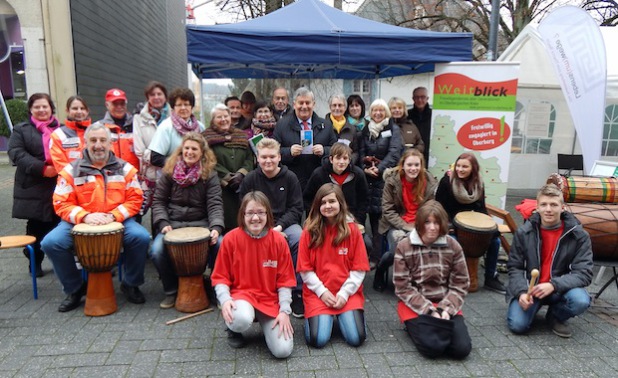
[150,231,222,295]
[507,288,591,334]
[451,233,500,280]
[41,218,150,295]
[304,310,366,348]
[227,299,293,359]
[282,224,302,289]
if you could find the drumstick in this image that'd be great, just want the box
[166,307,214,325]
[527,269,539,299]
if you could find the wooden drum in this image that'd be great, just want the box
[164,227,211,313]
[453,211,497,292]
[564,203,618,260]
[547,173,618,203]
[72,222,124,316]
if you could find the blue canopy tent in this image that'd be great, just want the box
[187,0,473,80]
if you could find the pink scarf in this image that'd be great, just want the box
[31,115,59,164]
[171,112,199,136]
[172,159,201,188]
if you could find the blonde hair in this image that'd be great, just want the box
[162,132,216,179]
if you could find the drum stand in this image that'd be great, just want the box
[465,257,479,292]
[84,271,117,316]
[176,275,209,313]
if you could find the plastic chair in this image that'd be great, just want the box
[0,235,38,299]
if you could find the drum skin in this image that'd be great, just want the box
[548,173,618,203]
[564,203,618,260]
[453,211,497,258]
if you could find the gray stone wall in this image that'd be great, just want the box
[70,0,187,119]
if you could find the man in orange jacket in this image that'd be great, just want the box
[41,123,150,313]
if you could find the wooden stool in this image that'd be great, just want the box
[0,235,38,299]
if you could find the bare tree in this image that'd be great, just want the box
[357,0,567,60]
[582,0,618,25]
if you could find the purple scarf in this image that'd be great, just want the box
[31,116,59,164]
[172,159,201,188]
[171,112,199,136]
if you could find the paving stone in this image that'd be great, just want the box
[183,360,236,376]
[476,346,528,361]
[39,367,75,377]
[138,338,189,351]
[356,340,403,354]
[105,340,141,365]
[71,365,128,378]
[87,331,123,353]
[50,353,109,368]
[321,368,369,378]
[160,349,210,363]
[332,343,363,369]
[359,353,393,377]
[153,362,183,378]
[288,371,315,378]
[287,355,337,371]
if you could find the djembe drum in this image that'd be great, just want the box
[547,173,618,203]
[72,222,124,316]
[453,211,498,292]
[164,227,211,313]
[564,203,618,260]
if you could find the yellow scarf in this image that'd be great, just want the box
[330,114,346,133]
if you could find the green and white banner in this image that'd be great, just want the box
[429,62,520,208]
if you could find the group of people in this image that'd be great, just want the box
[8,83,594,360]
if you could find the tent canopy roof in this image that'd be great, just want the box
[187,0,473,79]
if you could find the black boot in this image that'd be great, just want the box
[373,266,387,292]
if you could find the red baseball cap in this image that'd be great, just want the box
[105,88,127,102]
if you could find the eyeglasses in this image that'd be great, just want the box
[244,211,267,218]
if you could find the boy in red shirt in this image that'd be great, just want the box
[506,184,593,338]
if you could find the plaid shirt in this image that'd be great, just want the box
[393,229,469,316]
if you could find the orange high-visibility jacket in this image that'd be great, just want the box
[53,151,143,224]
[49,120,90,172]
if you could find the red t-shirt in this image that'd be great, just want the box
[330,172,350,187]
[297,223,370,318]
[539,222,564,283]
[211,228,297,318]
[401,177,422,224]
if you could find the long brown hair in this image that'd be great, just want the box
[162,132,216,179]
[237,191,275,231]
[451,152,482,193]
[305,184,351,248]
[396,148,427,203]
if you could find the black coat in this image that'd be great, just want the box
[358,118,402,214]
[303,159,368,223]
[152,171,225,235]
[8,120,59,222]
[273,112,337,189]
[323,113,361,165]
[407,105,432,164]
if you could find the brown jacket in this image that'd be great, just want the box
[393,230,469,316]
[378,168,437,235]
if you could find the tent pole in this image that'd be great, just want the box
[200,74,205,124]
[570,129,577,155]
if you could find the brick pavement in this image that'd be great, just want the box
[1,164,617,377]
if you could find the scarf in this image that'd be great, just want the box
[172,159,201,188]
[171,111,199,136]
[450,174,483,205]
[348,115,365,131]
[202,126,249,149]
[330,114,346,134]
[251,116,276,136]
[31,116,59,164]
[149,104,171,125]
[367,118,389,139]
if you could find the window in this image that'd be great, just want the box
[602,104,618,157]
[511,100,555,154]
[352,80,371,106]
